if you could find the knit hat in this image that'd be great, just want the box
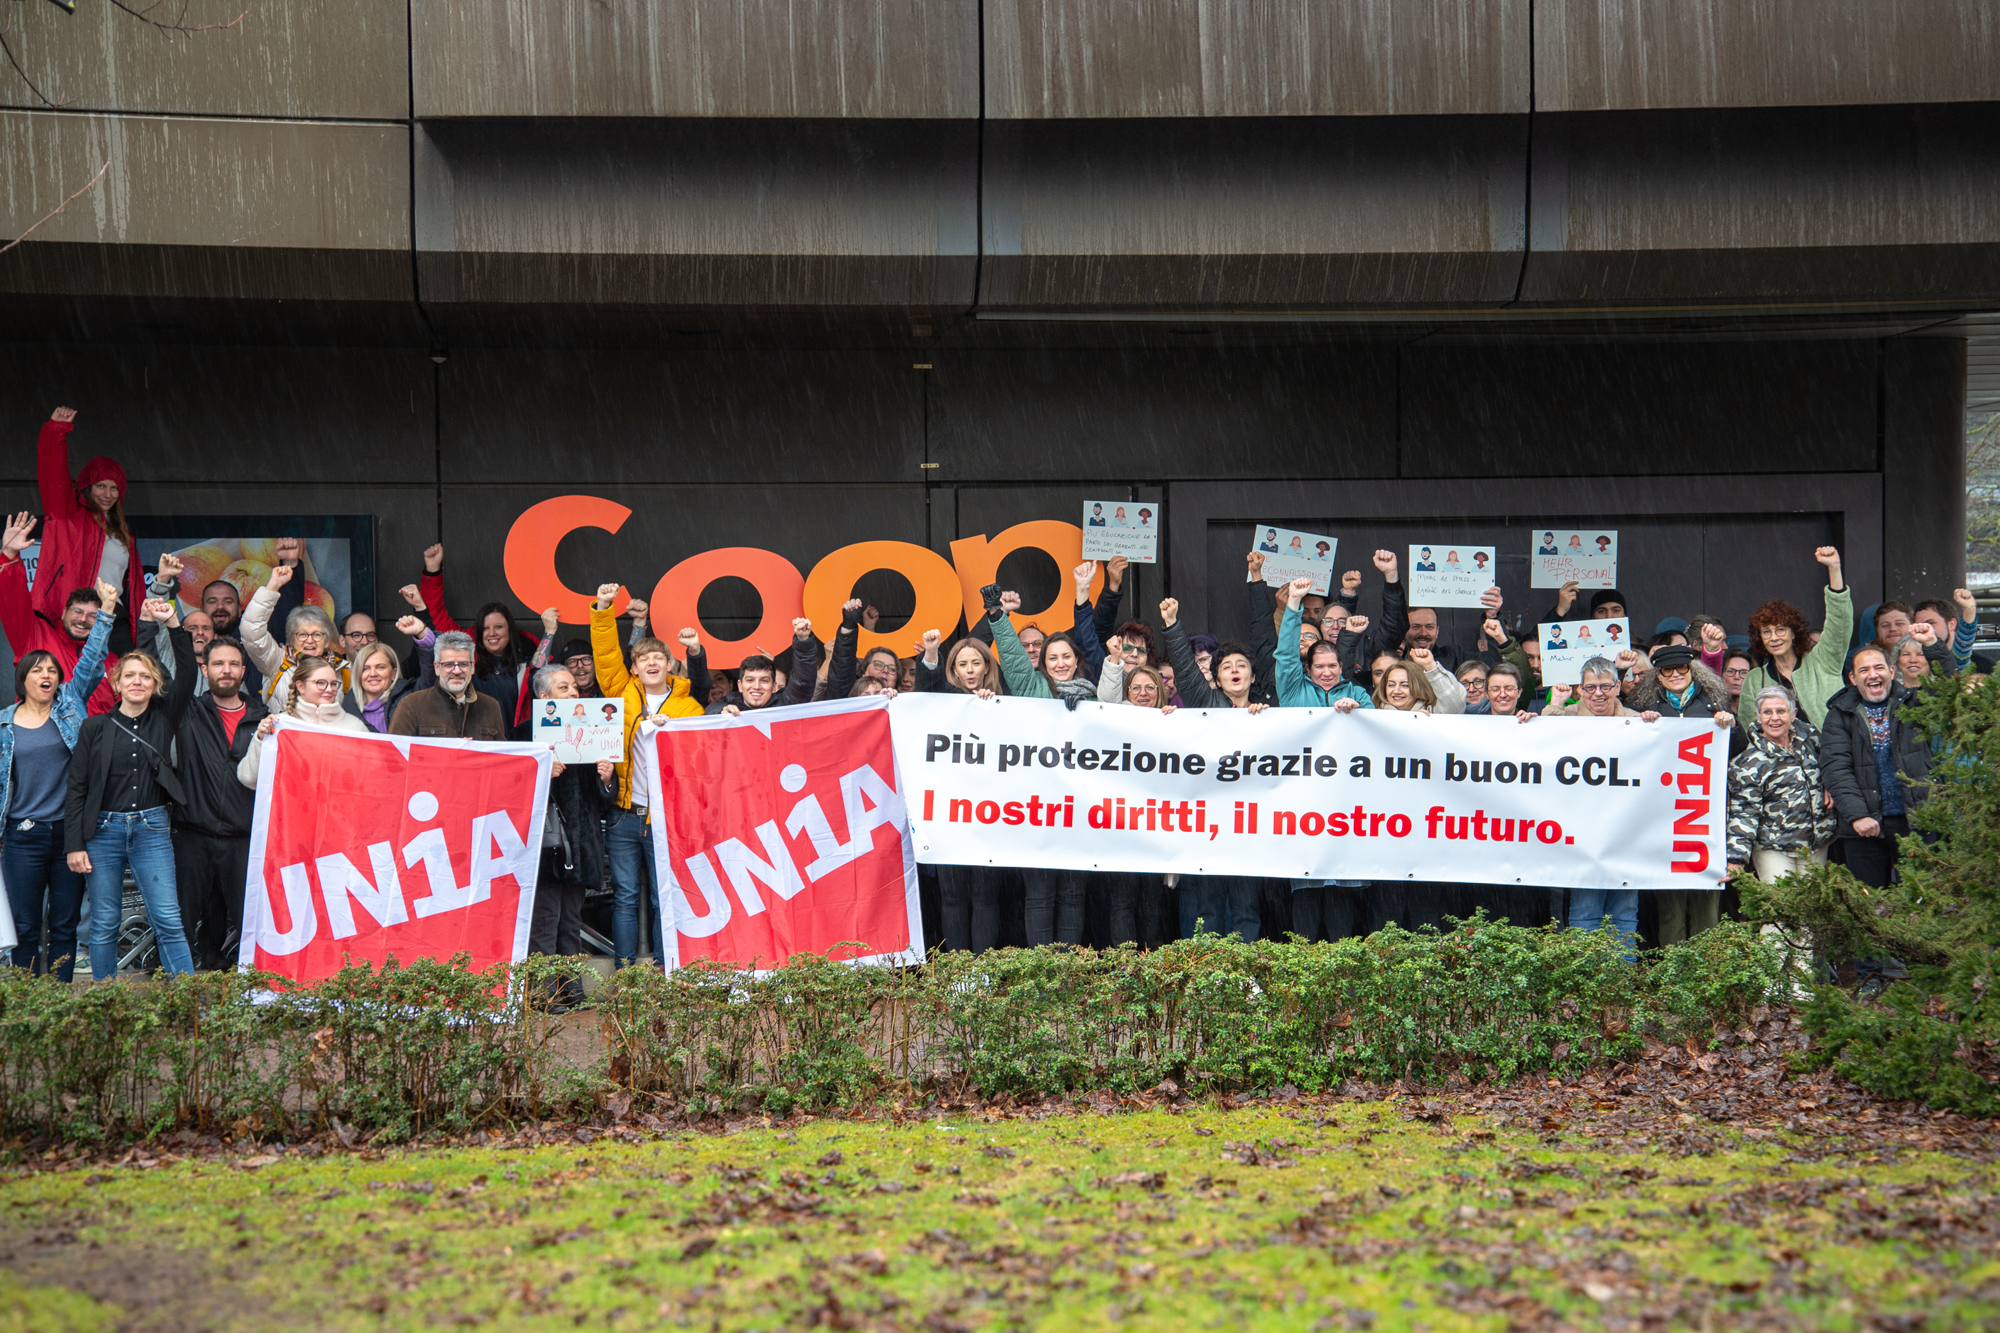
[557,637,593,662]
[1655,616,1691,636]
[1590,588,1628,615]
[78,456,126,500]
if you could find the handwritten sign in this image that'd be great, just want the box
[1406,543,1494,609]
[1536,618,1632,686]
[534,696,626,764]
[1530,529,1618,589]
[1255,526,1336,595]
[1081,500,1159,564]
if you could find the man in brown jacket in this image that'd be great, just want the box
[389,630,507,739]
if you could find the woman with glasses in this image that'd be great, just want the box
[237,657,371,788]
[239,559,346,712]
[66,600,198,980]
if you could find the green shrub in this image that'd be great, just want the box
[1740,672,2000,1114]
[0,923,1785,1146]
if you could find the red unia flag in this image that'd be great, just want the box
[239,721,552,982]
[646,695,921,970]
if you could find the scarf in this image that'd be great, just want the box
[291,700,349,727]
[266,652,350,703]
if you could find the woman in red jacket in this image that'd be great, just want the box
[34,407,145,655]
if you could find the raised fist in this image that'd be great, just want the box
[792,617,813,638]
[49,407,76,424]
[1372,550,1397,575]
[266,562,294,591]
[999,590,1021,613]
[678,627,702,653]
[1158,598,1179,628]
[595,583,620,610]
[540,607,560,636]
[423,543,445,574]
[396,615,424,637]
[1341,569,1362,595]
[1344,614,1369,636]
[96,580,120,611]
[274,536,303,566]
[399,584,425,609]
[1246,551,1266,578]
[624,597,647,624]
[1814,546,1841,569]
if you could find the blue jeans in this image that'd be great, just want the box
[605,808,661,968]
[85,808,194,980]
[6,818,87,980]
[1568,888,1640,959]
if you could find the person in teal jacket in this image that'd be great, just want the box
[1274,578,1371,711]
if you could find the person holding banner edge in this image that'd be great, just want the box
[913,626,1007,953]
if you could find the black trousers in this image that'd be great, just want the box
[938,863,1004,954]
[173,828,248,970]
[1365,881,1446,934]
[1841,814,1910,888]
[530,849,587,957]
[1023,868,1086,946]
[1290,882,1362,943]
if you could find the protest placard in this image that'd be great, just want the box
[1254,526,1336,595]
[1081,500,1159,563]
[1407,543,1494,609]
[533,696,626,764]
[1536,617,1633,685]
[1530,528,1618,589]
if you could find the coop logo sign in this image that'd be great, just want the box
[505,495,1104,668]
[239,722,552,983]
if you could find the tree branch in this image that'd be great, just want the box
[104,0,245,34]
[0,159,110,258]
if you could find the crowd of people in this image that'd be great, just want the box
[0,407,1984,982]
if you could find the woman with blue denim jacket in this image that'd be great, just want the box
[65,597,199,980]
[2,575,117,977]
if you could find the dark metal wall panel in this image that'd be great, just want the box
[1168,474,1883,649]
[437,483,931,638]
[438,350,925,486]
[1538,0,2000,112]
[985,0,1530,117]
[1523,106,2000,307]
[925,347,1400,482]
[1882,337,1969,597]
[415,119,979,311]
[0,114,412,304]
[979,117,1528,309]
[413,0,980,119]
[0,0,409,120]
[1401,340,1882,479]
[0,345,434,488]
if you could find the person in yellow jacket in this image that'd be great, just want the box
[592,583,707,968]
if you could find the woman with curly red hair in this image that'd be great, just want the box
[1737,546,1853,732]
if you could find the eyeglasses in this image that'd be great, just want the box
[438,659,473,672]
[1657,665,1692,677]
[344,630,377,644]
[1579,683,1619,695]
[1723,667,1749,679]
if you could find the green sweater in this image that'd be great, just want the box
[1737,584,1853,732]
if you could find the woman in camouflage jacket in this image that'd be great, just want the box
[1726,686,1838,880]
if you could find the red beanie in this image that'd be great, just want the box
[77,456,126,499]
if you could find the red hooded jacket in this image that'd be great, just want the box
[33,419,145,647]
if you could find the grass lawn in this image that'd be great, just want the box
[2,1091,1996,1332]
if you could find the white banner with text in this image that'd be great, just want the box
[889,696,1726,890]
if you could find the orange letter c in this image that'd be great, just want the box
[504,495,633,623]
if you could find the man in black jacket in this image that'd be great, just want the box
[173,636,269,969]
[1819,645,1935,888]
[1333,549,1409,683]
